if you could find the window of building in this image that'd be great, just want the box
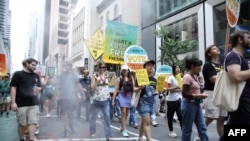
[106,11,110,21]
[59,15,68,22]
[100,16,103,26]
[157,0,199,19]
[60,0,69,7]
[58,39,68,45]
[114,4,118,17]
[58,23,68,29]
[59,7,68,14]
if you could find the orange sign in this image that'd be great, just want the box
[0,54,6,76]
[226,0,241,27]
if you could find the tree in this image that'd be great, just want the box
[154,25,197,69]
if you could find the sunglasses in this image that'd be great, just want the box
[99,66,106,69]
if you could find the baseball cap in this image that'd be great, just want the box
[143,60,156,68]
[121,65,129,70]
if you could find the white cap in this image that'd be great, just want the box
[121,65,129,70]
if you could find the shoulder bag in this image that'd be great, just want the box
[212,53,246,112]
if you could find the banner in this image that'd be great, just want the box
[135,69,150,86]
[103,20,138,64]
[84,28,104,60]
[226,0,241,27]
[0,54,6,76]
[124,45,148,71]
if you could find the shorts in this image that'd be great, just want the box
[16,105,40,126]
[60,99,78,114]
[204,90,228,118]
[136,97,154,116]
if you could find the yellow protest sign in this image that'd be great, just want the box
[156,75,167,91]
[135,69,149,86]
[176,73,183,88]
[84,28,104,60]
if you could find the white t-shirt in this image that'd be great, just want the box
[166,75,182,101]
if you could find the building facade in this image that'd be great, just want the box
[0,0,11,75]
[142,0,250,69]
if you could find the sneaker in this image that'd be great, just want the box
[151,121,159,127]
[35,127,39,135]
[193,136,200,141]
[133,123,139,129]
[63,129,69,137]
[137,137,145,141]
[90,134,96,138]
[121,129,129,137]
[168,131,177,138]
[46,113,51,118]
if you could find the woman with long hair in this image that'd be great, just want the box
[166,65,182,138]
[112,65,135,137]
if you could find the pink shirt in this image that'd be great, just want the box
[183,73,200,95]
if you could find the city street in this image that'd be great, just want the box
[0,107,220,141]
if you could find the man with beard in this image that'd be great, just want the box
[10,58,42,141]
[222,31,250,140]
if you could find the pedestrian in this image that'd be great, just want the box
[0,75,11,117]
[150,69,159,127]
[43,76,56,118]
[136,60,158,141]
[223,31,250,134]
[56,61,84,137]
[129,70,139,129]
[89,61,113,141]
[166,65,182,138]
[10,58,42,141]
[79,69,91,121]
[202,45,227,140]
[112,65,135,137]
[181,57,208,141]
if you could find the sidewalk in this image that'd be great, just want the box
[0,111,19,141]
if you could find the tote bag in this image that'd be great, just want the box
[131,90,141,108]
[212,53,246,112]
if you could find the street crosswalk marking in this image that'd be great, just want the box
[39,137,139,140]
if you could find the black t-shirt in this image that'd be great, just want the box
[9,70,41,107]
[202,61,221,90]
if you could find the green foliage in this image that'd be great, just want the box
[154,25,197,68]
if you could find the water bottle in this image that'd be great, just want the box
[33,84,39,96]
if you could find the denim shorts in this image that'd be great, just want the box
[136,97,154,116]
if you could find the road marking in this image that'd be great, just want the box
[39,137,139,141]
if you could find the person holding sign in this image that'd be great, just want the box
[166,65,183,138]
[136,60,158,141]
[112,65,136,137]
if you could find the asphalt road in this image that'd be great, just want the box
[0,108,220,141]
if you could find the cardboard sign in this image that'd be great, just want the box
[124,45,148,71]
[84,28,105,60]
[36,65,46,77]
[135,69,149,86]
[156,75,167,91]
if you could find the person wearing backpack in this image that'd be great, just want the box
[43,76,56,118]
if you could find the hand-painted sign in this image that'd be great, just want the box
[156,65,173,89]
[135,69,150,86]
[103,20,138,64]
[36,65,46,77]
[84,28,104,60]
[226,0,241,27]
[124,45,148,71]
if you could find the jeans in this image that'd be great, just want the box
[167,99,182,131]
[89,99,112,139]
[181,98,208,141]
[129,107,137,124]
[110,97,121,120]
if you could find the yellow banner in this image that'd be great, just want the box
[84,28,104,60]
[135,69,149,86]
[0,54,6,76]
